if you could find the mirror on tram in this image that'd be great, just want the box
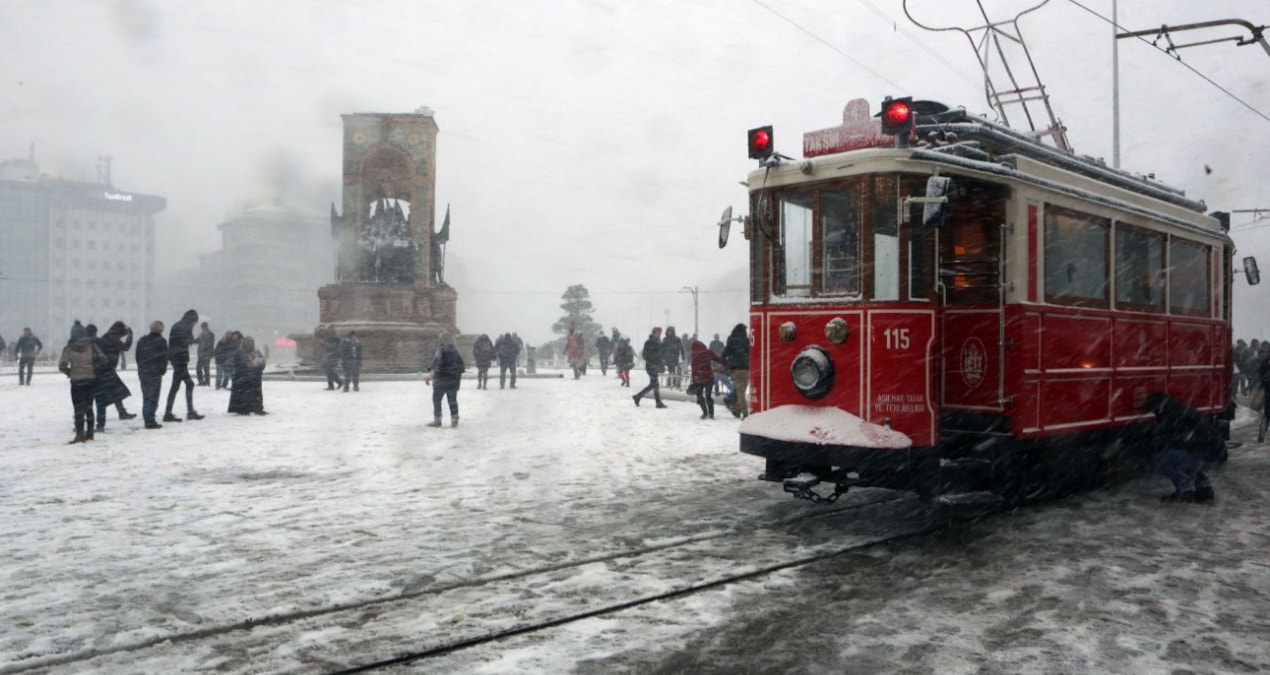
[1243,256,1261,286]
[922,176,951,227]
[718,206,733,248]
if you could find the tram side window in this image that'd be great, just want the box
[871,177,899,301]
[1044,206,1109,307]
[821,187,862,296]
[1114,225,1165,311]
[1169,238,1211,317]
[778,192,814,297]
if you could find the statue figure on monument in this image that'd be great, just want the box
[433,204,451,286]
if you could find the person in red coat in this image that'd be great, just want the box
[688,338,725,419]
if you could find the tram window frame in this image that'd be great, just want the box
[761,174,933,302]
[1113,223,1165,312]
[1168,237,1211,317]
[1044,205,1110,309]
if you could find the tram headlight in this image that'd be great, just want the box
[791,345,834,400]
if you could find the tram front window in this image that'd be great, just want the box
[779,193,814,297]
[822,187,862,296]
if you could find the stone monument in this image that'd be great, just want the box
[298,108,458,371]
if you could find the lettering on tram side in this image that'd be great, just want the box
[875,393,926,414]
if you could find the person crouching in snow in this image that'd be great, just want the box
[426,332,465,427]
[1144,392,1226,503]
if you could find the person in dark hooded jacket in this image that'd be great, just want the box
[1144,392,1225,503]
[164,309,203,422]
[426,332,465,427]
[721,323,751,418]
[472,333,496,389]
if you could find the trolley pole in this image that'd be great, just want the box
[680,286,699,338]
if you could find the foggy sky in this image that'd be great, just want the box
[3,0,1266,344]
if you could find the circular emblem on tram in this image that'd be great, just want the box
[960,337,986,389]
[407,132,422,146]
[352,131,367,145]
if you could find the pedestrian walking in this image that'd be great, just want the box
[722,323,751,418]
[135,321,168,429]
[426,331,465,427]
[633,327,667,408]
[613,337,635,387]
[58,322,106,444]
[91,321,137,430]
[472,333,496,389]
[688,337,725,419]
[595,331,612,376]
[227,336,268,415]
[1257,342,1270,443]
[195,322,215,386]
[214,330,236,390]
[496,333,519,389]
[163,309,203,422]
[322,332,344,390]
[566,321,586,379]
[662,326,684,389]
[341,331,363,392]
[15,327,43,385]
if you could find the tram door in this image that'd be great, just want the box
[937,182,1010,424]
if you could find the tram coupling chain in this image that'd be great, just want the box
[782,474,854,504]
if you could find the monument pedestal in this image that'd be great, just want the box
[294,281,457,372]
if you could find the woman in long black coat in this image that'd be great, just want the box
[227,336,267,415]
[93,321,136,430]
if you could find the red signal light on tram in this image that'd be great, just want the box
[878,97,915,136]
[747,125,774,160]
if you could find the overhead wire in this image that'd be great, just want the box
[1064,0,1270,124]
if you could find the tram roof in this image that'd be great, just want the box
[746,103,1225,239]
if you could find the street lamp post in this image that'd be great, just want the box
[680,285,699,338]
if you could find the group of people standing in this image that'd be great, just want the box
[320,331,364,392]
[54,309,269,443]
[470,332,522,390]
[630,323,750,420]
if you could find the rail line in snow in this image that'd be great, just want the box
[2,492,917,673]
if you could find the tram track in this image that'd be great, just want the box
[326,496,934,674]
[6,492,921,674]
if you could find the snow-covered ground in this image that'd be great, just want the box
[1,364,1267,674]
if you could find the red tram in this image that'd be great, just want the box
[720,97,1239,509]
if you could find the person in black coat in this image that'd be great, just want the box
[721,323,751,418]
[662,326,684,389]
[134,320,168,429]
[227,336,267,415]
[91,321,136,430]
[15,327,43,385]
[341,331,363,392]
[1144,392,1226,503]
[195,322,215,386]
[213,330,236,390]
[472,333,496,389]
[633,326,666,408]
[426,332,465,427]
[495,333,518,389]
[613,337,635,387]
[163,309,203,422]
[595,332,612,376]
[322,332,344,390]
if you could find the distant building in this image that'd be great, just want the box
[0,157,165,346]
[186,203,333,348]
